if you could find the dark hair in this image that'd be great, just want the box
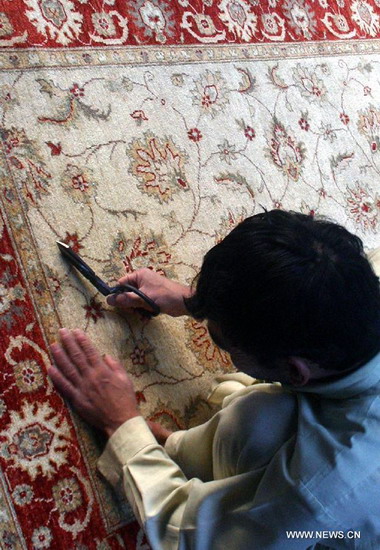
[184,210,380,371]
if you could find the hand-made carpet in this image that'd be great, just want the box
[0,1,380,549]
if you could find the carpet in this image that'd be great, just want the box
[1,1,380,549]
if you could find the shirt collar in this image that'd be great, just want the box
[284,352,380,399]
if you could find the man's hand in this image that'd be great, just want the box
[106,268,193,317]
[48,328,141,438]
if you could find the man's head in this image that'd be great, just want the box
[185,210,380,384]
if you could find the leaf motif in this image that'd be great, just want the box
[330,151,354,173]
[79,102,111,121]
[36,78,58,98]
[267,64,289,89]
[236,67,256,94]
[215,171,248,186]
[214,172,254,198]
[235,118,246,131]
[248,103,256,118]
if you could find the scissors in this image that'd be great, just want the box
[56,241,160,316]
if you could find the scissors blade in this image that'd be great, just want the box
[56,241,112,296]
[56,241,160,315]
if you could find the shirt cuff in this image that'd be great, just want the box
[97,416,158,486]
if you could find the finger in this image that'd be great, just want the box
[74,329,103,368]
[118,271,140,286]
[48,344,81,387]
[59,328,89,373]
[103,354,122,372]
[48,366,81,407]
[107,292,150,311]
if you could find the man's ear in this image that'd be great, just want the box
[287,356,312,386]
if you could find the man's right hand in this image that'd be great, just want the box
[106,268,193,317]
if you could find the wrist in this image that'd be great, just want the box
[103,413,142,439]
[172,285,193,317]
[147,420,173,445]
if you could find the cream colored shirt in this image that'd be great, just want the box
[98,251,380,550]
[98,354,380,550]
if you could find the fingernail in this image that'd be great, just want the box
[107,295,116,306]
[59,327,69,334]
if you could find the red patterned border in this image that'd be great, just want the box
[1,0,380,49]
[0,207,144,549]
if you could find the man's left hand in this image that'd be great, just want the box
[49,328,141,438]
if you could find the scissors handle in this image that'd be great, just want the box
[110,284,160,317]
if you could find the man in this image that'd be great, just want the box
[49,210,380,549]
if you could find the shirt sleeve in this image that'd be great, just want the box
[165,382,286,481]
[163,374,258,481]
[164,415,220,482]
[97,385,328,550]
[97,413,335,550]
